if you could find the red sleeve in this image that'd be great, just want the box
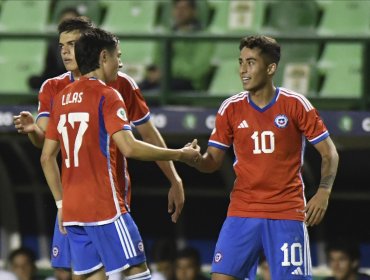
[103,89,132,135]
[45,107,59,141]
[38,80,55,118]
[208,104,234,150]
[296,99,329,145]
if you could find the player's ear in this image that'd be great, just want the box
[267,63,277,75]
[101,49,108,63]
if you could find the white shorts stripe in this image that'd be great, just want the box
[116,218,134,258]
[119,216,137,257]
[114,220,130,259]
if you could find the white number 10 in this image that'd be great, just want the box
[281,242,303,266]
[251,131,275,154]
[57,113,89,168]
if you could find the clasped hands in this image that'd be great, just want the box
[179,139,202,166]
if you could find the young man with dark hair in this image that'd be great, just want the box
[183,35,339,280]
[40,27,199,280]
[175,247,210,280]
[325,240,370,280]
[14,16,185,279]
[7,247,38,280]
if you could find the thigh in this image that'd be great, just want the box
[66,226,103,275]
[85,213,147,276]
[262,220,312,280]
[51,217,71,269]
[211,217,263,280]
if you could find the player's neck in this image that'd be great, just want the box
[84,69,106,83]
[249,85,276,108]
[71,70,82,80]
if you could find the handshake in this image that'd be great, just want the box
[179,139,202,167]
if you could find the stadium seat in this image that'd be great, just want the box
[100,1,159,34]
[52,0,102,25]
[0,0,50,33]
[208,59,243,96]
[0,40,47,93]
[120,40,156,83]
[211,42,240,65]
[318,43,364,98]
[317,0,370,35]
[274,43,320,96]
[264,1,319,35]
[158,0,211,30]
[207,0,266,34]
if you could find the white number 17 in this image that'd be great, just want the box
[57,113,89,168]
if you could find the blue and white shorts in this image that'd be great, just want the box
[211,217,312,280]
[66,213,147,276]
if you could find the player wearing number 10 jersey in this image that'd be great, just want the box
[185,36,339,280]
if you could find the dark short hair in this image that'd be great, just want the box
[75,28,119,75]
[239,35,281,65]
[176,247,201,267]
[8,247,36,265]
[58,16,94,34]
[326,239,361,262]
[173,0,197,9]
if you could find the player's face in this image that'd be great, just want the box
[104,45,122,83]
[239,47,271,93]
[328,251,356,280]
[59,30,81,71]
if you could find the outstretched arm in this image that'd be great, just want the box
[13,111,49,148]
[305,136,339,226]
[186,145,226,173]
[136,121,184,223]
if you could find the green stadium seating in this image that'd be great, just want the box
[208,59,243,96]
[318,43,364,98]
[52,0,102,25]
[264,0,319,34]
[274,43,320,96]
[158,0,211,30]
[211,42,240,65]
[317,0,370,35]
[120,40,156,83]
[0,0,50,32]
[100,1,159,34]
[207,0,266,34]
[0,40,47,93]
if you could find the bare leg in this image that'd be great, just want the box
[212,272,238,280]
[123,262,149,277]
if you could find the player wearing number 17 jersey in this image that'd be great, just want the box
[41,28,199,279]
[184,36,339,280]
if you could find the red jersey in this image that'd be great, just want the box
[46,77,132,225]
[209,87,329,221]
[38,71,150,211]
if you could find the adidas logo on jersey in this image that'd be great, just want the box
[291,267,303,275]
[238,120,249,128]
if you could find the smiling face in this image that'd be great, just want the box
[59,30,81,72]
[239,47,276,93]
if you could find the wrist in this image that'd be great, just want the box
[56,200,63,209]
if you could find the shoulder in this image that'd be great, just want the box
[40,72,71,92]
[116,71,139,89]
[218,91,248,116]
[277,87,314,112]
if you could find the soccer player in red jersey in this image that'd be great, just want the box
[40,28,199,280]
[184,35,339,280]
[14,17,185,279]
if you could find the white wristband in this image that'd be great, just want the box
[56,200,62,209]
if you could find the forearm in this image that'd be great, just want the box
[192,152,221,173]
[40,156,63,201]
[28,124,46,148]
[141,129,181,183]
[319,150,339,192]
